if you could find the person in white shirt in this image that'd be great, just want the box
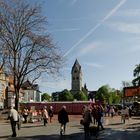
[8,105,18,137]
[42,106,49,126]
[121,106,129,123]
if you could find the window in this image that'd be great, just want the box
[74,70,77,73]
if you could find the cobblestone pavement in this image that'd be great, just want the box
[0,115,140,140]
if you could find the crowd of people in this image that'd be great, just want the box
[7,105,55,137]
[7,103,132,138]
[8,105,69,137]
[80,104,133,138]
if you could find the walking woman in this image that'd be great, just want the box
[83,105,92,138]
[48,106,54,123]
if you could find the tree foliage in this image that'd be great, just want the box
[82,87,88,97]
[96,85,122,105]
[0,0,62,110]
[74,91,88,101]
[41,93,51,101]
[112,90,123,104]
[96,85,110,104]
[132,64,140,86]
[59,89,74,101]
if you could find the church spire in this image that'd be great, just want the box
[71,59,81,73]
[71,59,82,95]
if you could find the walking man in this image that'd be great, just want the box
[96,106,104,131]
[8,105,18,137]
[58,105,69,135]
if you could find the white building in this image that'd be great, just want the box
[21,80,41,102]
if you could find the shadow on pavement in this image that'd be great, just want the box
[7,132,86,140]
[127,123,140,129]
[98,127,140,140]
[4,127,140,140]
[108,122,123,125]
[0,135,11,139]
[131,117,140,120]
[21,124,43,128]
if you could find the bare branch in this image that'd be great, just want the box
[0,0,63,110]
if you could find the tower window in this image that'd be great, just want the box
[74,70,77,73]
[77,77,79,80]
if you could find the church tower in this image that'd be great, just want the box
[71,59,82,95]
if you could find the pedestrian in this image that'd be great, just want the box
[129,106,132,118]
[82,105,92,138]
[96,106,104,131]
[110,106,115,117]
[58,105,69,135]
[42,106,49,126]
[104,106,108,117]
[8,105,18,137]
[17,112,22,130]
[22,107,29,123]
[48,106,54,123]
[121,106,129,123]
[91,105,97,125]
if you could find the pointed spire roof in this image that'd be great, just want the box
[72,59,81,72]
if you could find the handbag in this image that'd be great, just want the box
[80,119,84,125]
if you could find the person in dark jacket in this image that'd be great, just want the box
[96,106,104,130]
[58,105,69,135]
[48,106,54,123]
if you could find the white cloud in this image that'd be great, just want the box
[77,42,102,57]
[63,0,127,57]
[50,28,80,33]
[37,77,71,93]
[59,0,78,6]
[71,0,78,5]
[130,45,140,52]
[84,62,104,68]
[117,9,140,17]
[46,79,70,89]
[109,22,140,34]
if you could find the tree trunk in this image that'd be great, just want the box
[15,97,19,111]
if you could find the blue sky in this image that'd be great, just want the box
[32,0,140,94]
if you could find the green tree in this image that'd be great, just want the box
[82,87,88,97]
[96,85,123,105]
[74,91,88,101]
[96,85,111,104]
[41,93,51,101]
[132,64,140,86]
[111,90,123,104]
[59,89,74,101]
[0,0,62,110]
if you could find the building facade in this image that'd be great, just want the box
[21,80,41,102]
[5,80,41,108]
[0,69,7,109]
